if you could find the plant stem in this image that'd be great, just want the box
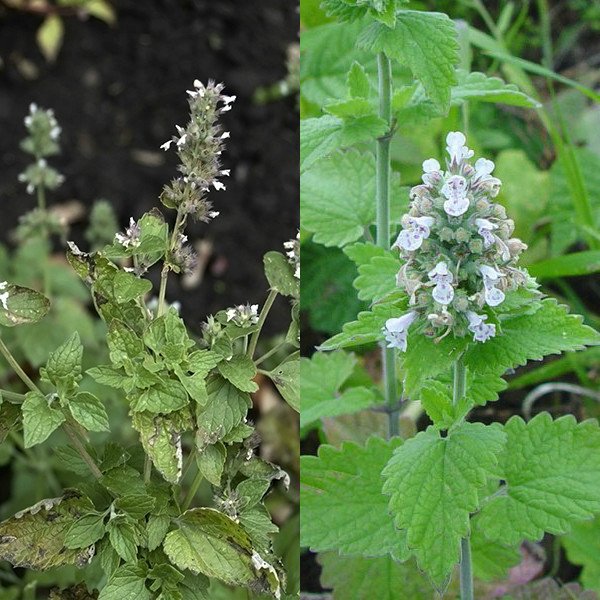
[0,389,26,403]
[37,183,46,211]
[182,464,204,511]
[453,355,473,600]
[0,337,38,394]
[247,289,278,359]
[255,341,288,366]
[157,208,186,317]
[376,51,399,439]
[63,422,102,480]
[144,455,152,483]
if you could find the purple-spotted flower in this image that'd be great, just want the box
[428,262,454,305]
[480,265,505,307]
[115,217,141,249]
[393,216,435,251]
[421,159,442,186]
[383,312,417,352]
[466,311,496,343]
[441,175,469,216]
[446,131,474,166]
[475,218,497,249]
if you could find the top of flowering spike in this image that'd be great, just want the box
[384,131,532,352]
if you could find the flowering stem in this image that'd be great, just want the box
[376,51,399,439]
[247,289,278,359]
[37,182,46,211]
[453,354,473,600]
[157,208,186,317]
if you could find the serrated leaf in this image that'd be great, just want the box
[98,564,150,600]
[101,465,146,497]
[347,61,371,98]
[267,357,299,411]
[64,513,106,549]
[321,0,402,25]
[196,442,226,487]
[106,321,144,368]
[0,401,21,444]
[163,508,280,596]
[147,514,171,552]
[300,114,386,173]
[115,495,156,520]
[478,413,600,546]
[319,553,433,600]
[37,14,64,63]
[0,491,95,570]
[186,350,221,377]
[451,69,541,107]
[68,392,110,432]
[143,309,193,364]
[344,242,400,301]
[300,352,381,428]
[357,10,459,111]
[301,436,407,559]
[130,379,189,414]
[382,423,506,586]
[0,283,50,327]
[41,332,83,396]
[174,367,208,405]
[22,391,65,448]
[196,376,251,449]
[562,517,600,592]
[87,365,128,389]
[217,355,258,393]
[132,411,184,484]
[111,271,152,304]
[263,251,299,298]
[324,97,374,118]
[108,519,138,563]
[470,518,521,582]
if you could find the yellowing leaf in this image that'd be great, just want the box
[37,15,64,63]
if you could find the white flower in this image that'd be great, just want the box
[115,217,141,248]
[479,265,505,307]
[441,175,469,216]
[213,181,226,191]
[475,218,497,249]
[222,94,236,105]
[0,281,8,310]
[220,131,230,140]
[423,158,441,173]
[446,131,474,165]
[466,311,496,343]
[428,261,454,305]
[160,140,173,151]
[473,158,495,181]
[393,216,435,251]
[226,304,259,327]
[422,158,442,185]
[383,312,417,352]
[177,133,187,147]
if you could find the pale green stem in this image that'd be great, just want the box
[0,389,26,403]
[247,289,278,359]
[453,355,473,600]
[182,465,204,511]
[63,422,103,480]
[376,51,398,439]
[255,341,288,366]
[144,456,152,483]
[157,208,186,317]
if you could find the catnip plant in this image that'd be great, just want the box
[300,1,600,598]
[0,80,299,599]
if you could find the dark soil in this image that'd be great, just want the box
[0,0,298,334]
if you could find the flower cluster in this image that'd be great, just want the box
[159,79,234,222]
[284,232,300,279]
[18,104,64,195]
[226,304,259,327]
[384,132,528,351]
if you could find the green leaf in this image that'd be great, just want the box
[111,271,152,304]
[347,61,371,98]
[115,495,156,520]
[196,376,251,449]
[528,250,600,279]
[37,14,64,62]
[143,309,193,364]
[68,392,110,432]
[101,465,147,497]
[382,423,506,586]
[357,10,459,111]
[41,332,83,396]
[86,0,116,24]
[263,251,300,298]
[451,69,541,108]
[0,401,21,444]
[87,365,129,389]
[301,436,407,559]
[344,242,400,301]
[107,321,144,368]
[22,391,65,448]
[217,355,258,393]
[131,380,189,414]
[196,442,227,487]
[300,352,381,428]
[0,491,96,570]
[186,350,221,377]
[174,367,208,406]
[321,0,403,26]
[562,517,600,592]
[64,513,106,549]
[49,583,99,600]
[300,114,386,173]
[0,283,50,327]
[108,519,139,563]
[163,508,280,596]
[478,413,600,546]
[147,514,171,552]
[132,411,184,485]
[266,356,299,411]
[98,564,151,600]
[319,553,433,600]
[470,519,520,582]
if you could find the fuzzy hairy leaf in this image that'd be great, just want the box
[263,251,299,298]
[300,114,386,173]
[68,392,110,432]
[217,354,258,393]
[41,332,83,396]
[196,376,251,449]
[98,564,150,600]
[344,242,400,301]
[319,553,433,600]
[267,356,300,411]
[357,10,459,111]
[143,309,193,363]
[22,391,65,448]
[478,413,600,546]
[163,508,280,596]
[300,351,381,428]
[0,491,95,570]
[301,436,408,559]
[321,0,405,26]
[382,423,506,587]
[0,283,50,327]
[130,379,189,414]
